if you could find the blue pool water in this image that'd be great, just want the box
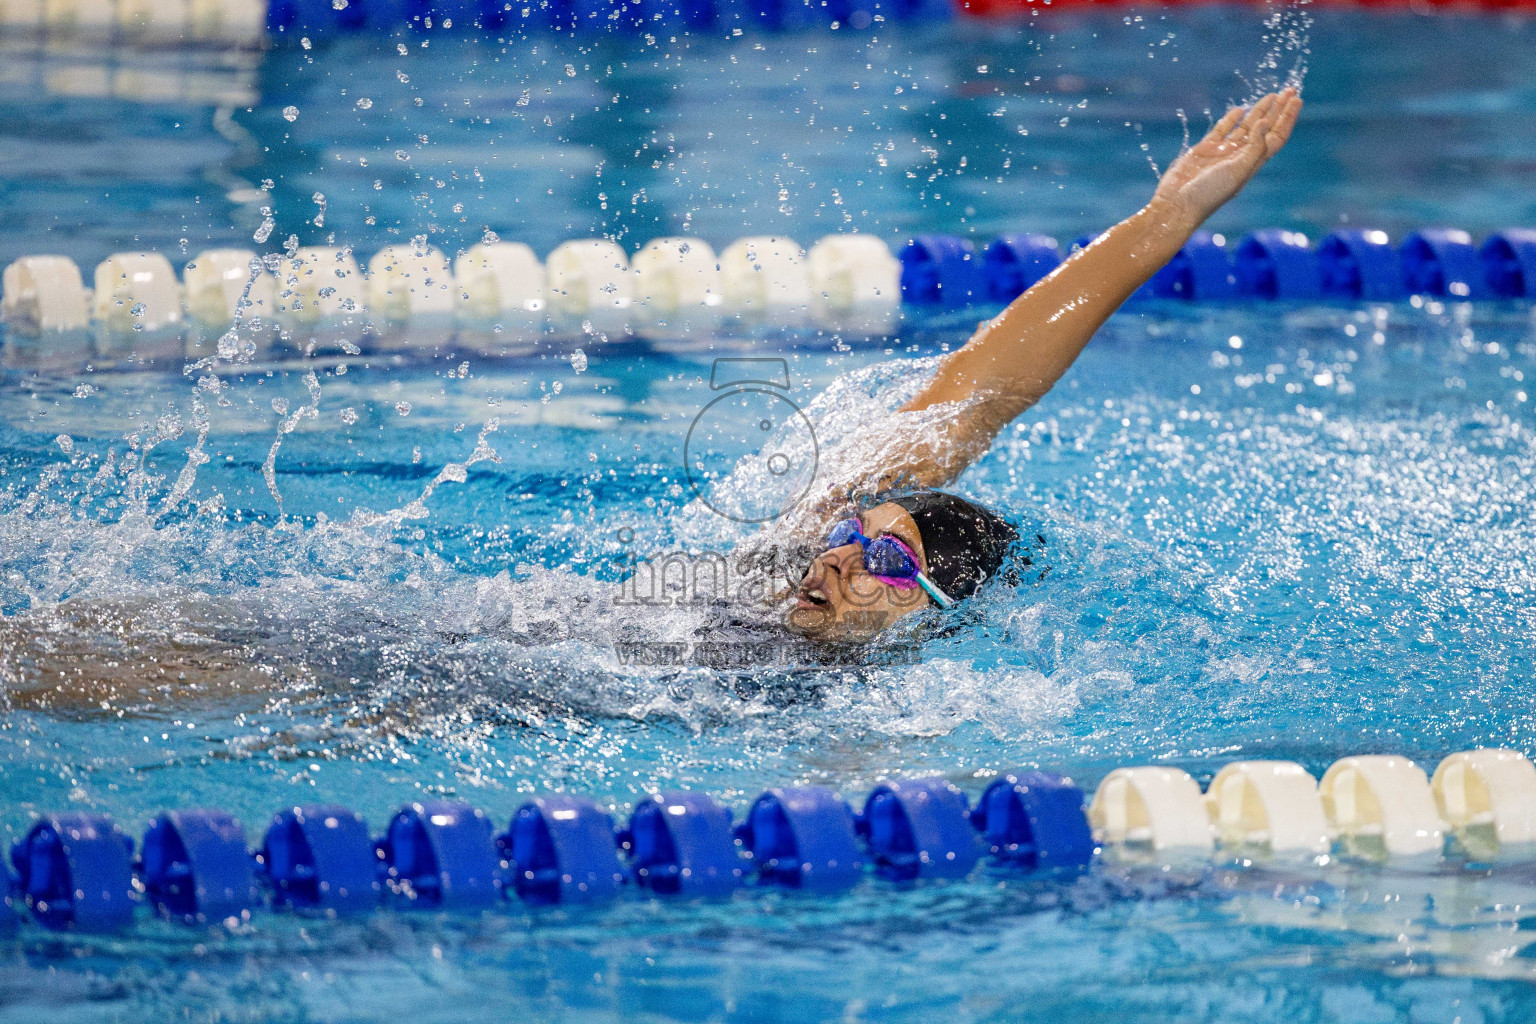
[5,7,1536,1023]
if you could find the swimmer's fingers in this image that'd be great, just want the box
[1263,90,1302,156]
[1206,104,1246,147]
[1226,93,1279,151]
[1235,90,1299,169]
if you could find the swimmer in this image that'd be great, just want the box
[786,88,1302,642]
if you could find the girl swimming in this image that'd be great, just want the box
[786,88,1302,642]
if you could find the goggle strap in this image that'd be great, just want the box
[916,573,956,610]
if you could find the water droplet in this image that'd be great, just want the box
[517,90,530,107]
[283,105,299,122]
[564,64,576,77]
[129,301,147,317]
[216,331,239,359]
[570,348,587,373]
[396,401,412,416]
[356,97,373,110]
[272,398,290,415]
[340,407,358,425]
[55,434,73,453]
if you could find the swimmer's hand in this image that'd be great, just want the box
[1152,88,1302,227]
[829,88,1302,503]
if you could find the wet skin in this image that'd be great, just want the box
[785,501,934,642]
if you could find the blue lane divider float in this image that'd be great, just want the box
[983,234,1061,304]
[377,800,502,909]
[899,235,984,306]
[12,748,1536,933]
[140,810,257,925]
[856,776,979,881]
[1149,230,1236,301]
[1068,230,1234,304]
[736,786,866,892]
[1318,229,1404,301]
[621,790,742,898]
[266,0,951,37]
[972,770,1094,871]
[11,813,135,931]
[1482,229,1536,300]
[1401,228,1484,300]
[497,795,625,905]
[258,805,380,915]
[1235,228,1322,300]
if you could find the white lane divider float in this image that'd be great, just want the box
[1088,766,1214,857]
[1432,748,1536,863]
[805,233,901,335]
[0,0,45,32]
[720,236,812,317]
[453,242,545,319]
[0,255,92,368]
[633,237,719,308]
[188,0,263,45]
[183,247,278,357]
[0,234,908,362]
[0,0,265,44]
[119,0,188,42]
[367,245,455,349]
[631,236,721,338]
[806,234,901,309]
[275,246,365,353]
[1,255,89,333]
[92,251,183,358]
[1318,755,1444,863]
[452,241,545,352]
[40,0,116,37]
[183,248,276,323]
[546,239,633,331]
[1204,760,1332,857]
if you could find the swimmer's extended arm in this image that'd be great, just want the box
[886,88,1302,487]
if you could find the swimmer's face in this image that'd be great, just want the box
[785,502,932,642]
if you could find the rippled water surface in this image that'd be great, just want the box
[4,7,1536,1023]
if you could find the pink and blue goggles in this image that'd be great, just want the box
[824,518,956,609]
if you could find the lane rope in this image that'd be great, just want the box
[2,228,1531,362]
[6,746,1536,931]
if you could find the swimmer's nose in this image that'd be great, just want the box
[820,544,863,578]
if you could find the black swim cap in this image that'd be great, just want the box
[888,491,1017,603]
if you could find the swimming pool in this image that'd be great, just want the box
[5,6,1536,1022]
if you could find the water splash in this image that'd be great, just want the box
[262,369,322,518]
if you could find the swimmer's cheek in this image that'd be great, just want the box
[784,604,899,642]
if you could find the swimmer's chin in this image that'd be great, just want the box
[782,605,888,644]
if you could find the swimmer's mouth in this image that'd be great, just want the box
[796,581,831,608]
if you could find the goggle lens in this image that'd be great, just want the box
[823,518,921,583]
[863,537,919,580]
